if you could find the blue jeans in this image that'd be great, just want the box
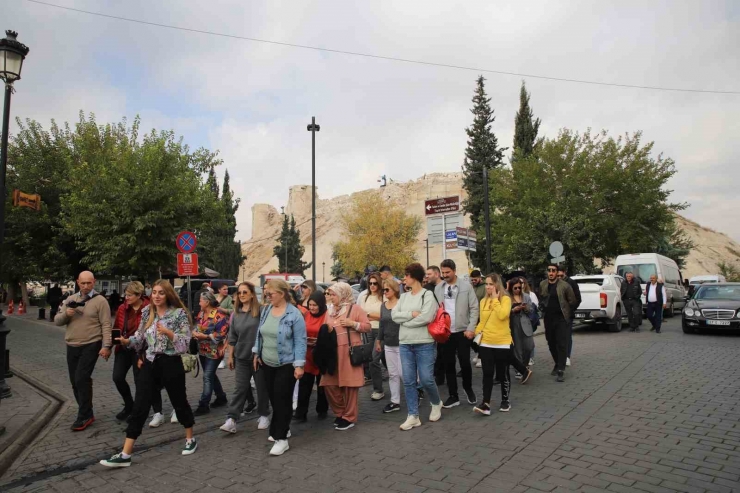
[198,355,226,408]
[400,343,441,417]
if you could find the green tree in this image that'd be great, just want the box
[512,81,541,160]
[487,129,688,274]
[330,244,344,279]
[717,261,740,282]
[461,76,506,268]
[273,214,311,275]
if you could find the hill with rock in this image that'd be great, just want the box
[239,173,740,283]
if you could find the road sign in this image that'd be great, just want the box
[549,241,565,263]
[177,253,199,276]
[445,230,457,240]
[424,196,460,215]
[445,240,458,250]
[176,231,197,254]
[12,189,41,211]
[427,213,463,245]
[457,237,469,249]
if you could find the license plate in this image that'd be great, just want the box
[707,320,731,326]
[575,313,586,319]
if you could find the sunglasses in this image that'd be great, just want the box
[369,281,379,286]
[446,286,454,299]
[513,286,521,290]
[382,288,390,293]
[238,291,250,295]
[300,285,308,289]
[547,268,557,272]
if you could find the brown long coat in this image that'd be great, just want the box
[320,304,371,388]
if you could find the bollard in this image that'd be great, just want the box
[4,349,11,379]
[38,307,46,320]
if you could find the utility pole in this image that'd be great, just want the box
[483,166,492,274]
[424,239,430,267]
[307,117,320,281]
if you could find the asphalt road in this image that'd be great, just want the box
[1,314,739,493]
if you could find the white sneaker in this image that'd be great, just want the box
[370,391,385,401]
[220,418,236,434]
[170,410,178,424]
[566,357,571,367]
[148,412,165,428]
[257,416,271,430]
[270,439,290,456]
[400,415,422,431]
[475,359,482,368]
[218,360,226,369]
[268,430,291,442]
[529,358,535,366]
[429,402,442,422]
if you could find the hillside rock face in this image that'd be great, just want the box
[240,173,740,283]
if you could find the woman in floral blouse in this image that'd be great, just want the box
[193,291,230,415]
[100,280,197,467]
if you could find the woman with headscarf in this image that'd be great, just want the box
[294,291,330,422]
[320,282,371,430]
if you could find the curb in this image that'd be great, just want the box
[0,367,65,480]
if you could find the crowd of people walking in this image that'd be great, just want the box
[51,261,592,467]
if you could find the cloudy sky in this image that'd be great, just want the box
[6,0,740,241]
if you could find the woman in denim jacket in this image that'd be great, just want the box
[252,279,307,456]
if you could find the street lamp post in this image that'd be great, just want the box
[306,117,320,281]
[281,206,287,272]
[322,261,325,283]
[0,30,30,413]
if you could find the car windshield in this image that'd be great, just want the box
[617,264,656,283]
[574,278,605,286]
[694,286,740,301]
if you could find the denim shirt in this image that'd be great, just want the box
[253,303,307,368]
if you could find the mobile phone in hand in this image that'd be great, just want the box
[111,329,121,345]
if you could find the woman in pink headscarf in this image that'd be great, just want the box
[320,282,371,430]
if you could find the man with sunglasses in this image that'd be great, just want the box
[539,264,577,382]
[435,260,479,407]
[556,266,581,367]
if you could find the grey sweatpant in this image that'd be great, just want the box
[226,357,270,420]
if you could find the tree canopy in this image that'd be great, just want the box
[333,193,422,276]
[485,129,691,274]
[273,214,311,276]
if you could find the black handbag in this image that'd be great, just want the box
[344,304,373,366]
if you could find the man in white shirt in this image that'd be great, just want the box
[645,275,667,333]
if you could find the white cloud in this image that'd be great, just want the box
[6,0,740,243]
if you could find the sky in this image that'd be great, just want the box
[5,0,740,242]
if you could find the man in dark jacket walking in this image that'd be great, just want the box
[557,266,581,366]
[620,272,643,332]
[540,264,578,382]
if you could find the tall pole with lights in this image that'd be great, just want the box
[0,30,30,410]
[306,117,320,281]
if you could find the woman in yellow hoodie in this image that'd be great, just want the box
[473,274,531,415]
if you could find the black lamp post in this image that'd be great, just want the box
[280,206,287,272]
[306,117,320,281]
[322,261,325,283]
[0,30,30,417]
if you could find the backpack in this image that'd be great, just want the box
[422,290,451,344]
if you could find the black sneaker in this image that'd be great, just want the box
[520,369,533,385]
[335,418,355,431]
[99,453,131,468]
[333,416,342,426]
[317,412,328,420]
[115,408,132,421]
[293,413,307,423]
[71,416,95,431]
[556,371,565,383]
[212,396,228,408]
[499,401,511,412]
[243,401,257,414]
[473,403,491,416]
[383,403,401,413]
[193,405,210,416]
[464,388,476,405]
[443,396,460,409]
[550,366,558,376]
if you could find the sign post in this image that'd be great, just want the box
[549,241,565,264]
[425,196,461,261]
[176,231,198,313]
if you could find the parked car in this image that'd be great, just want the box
[689,274,726,286]
[571,274,625,332]
[614,253,686,317]
[682,283,740,334]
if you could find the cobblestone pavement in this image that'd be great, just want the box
[1,315,739,493]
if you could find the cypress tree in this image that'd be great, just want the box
[512,81,541,160]
[274,214,312,275]
[461,76,506,269]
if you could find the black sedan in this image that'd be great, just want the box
[682,282,740,334]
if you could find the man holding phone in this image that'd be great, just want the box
[55,271,113,431]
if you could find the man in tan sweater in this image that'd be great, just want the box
[55,271,112,431]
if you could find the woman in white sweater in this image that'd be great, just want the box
[392,262,442,431]
[357,272,385,400]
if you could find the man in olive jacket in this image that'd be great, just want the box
[620,272,643,332]
[539,264,577,382]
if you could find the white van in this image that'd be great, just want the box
[689,274,726,286]
[614,253,686,317]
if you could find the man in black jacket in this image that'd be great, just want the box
[47,283,63,321]
[620,272,643,332]
[557,266,581,366]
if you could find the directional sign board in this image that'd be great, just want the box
[176,231,197,254]
[177,253,199,276]
[426,213,463,245]
[424,196,460,216]
[454,227,477,251]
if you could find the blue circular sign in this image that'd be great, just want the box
[176,231,197,254]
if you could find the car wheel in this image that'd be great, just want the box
[608,306,622,332]
[682,319,694,334]
[664,300,675,318]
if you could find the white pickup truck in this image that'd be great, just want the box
[571,274,625,332]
